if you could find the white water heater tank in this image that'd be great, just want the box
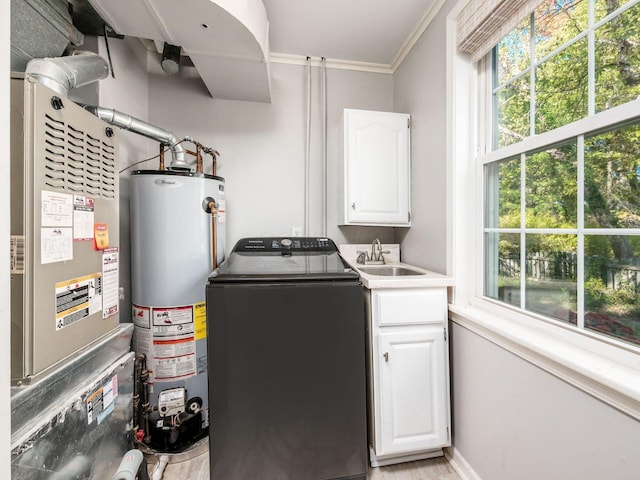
[130,169,225,451]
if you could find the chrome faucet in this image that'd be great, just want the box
[371,239,381,262]
[372,238,390,264]
[356,238,390,265]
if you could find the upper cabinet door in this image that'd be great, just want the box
[339,109,411,226]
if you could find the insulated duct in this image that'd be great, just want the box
[25,52,109,97]
[82,106,188,170]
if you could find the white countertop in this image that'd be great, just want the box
[339,244,454,289]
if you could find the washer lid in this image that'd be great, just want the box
[209,237,359,282]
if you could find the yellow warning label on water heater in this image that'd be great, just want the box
[194,302,207,340]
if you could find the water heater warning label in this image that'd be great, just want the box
[152,305,196,380]
[194,302,207,340]
[154,354,196,381]
[153,306,193,326]
[55,274,102,330]
[133,304,199,382]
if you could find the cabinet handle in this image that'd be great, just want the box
[351,202,356,210]
[383,352,389,362]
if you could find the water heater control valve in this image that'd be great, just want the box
[158,387,186,418]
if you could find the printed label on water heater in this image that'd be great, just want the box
[152,306,193,326]
[154,354,196,381]
[194,302,207,340]
[132,305,151,328]
[217,198,226,223]
[154,337,196,358]
[147,304,198,381]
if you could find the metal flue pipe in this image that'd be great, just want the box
[25,52,109,97]
[26,51,190,170]
[82,106,189,170]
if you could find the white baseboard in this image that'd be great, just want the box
[444,447,483,480]
[370,446,443,467]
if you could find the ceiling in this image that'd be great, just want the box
[262,0,440,66]
[11,0,443,102]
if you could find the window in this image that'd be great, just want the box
[483,0,640,347]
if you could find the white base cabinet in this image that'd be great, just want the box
[366,287,450,466]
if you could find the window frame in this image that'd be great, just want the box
[446,0,640,422]
[481,0,640,349]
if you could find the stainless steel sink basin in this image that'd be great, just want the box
[358,266,425,276]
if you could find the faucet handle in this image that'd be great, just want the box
[376,250,390,262]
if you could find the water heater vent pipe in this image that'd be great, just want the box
[82,106,189,170]
[25,53,189,170]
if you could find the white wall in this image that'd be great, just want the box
[393,1,457,273]
[147,62,397,252]
[451,323,640,480]
[395,1,640,478]
[97,37,156,323]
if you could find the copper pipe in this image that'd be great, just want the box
[186,148,202,173]
[196,143,203,173]
[159,143,166,171]
[208,201,218,270]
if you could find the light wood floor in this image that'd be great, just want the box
[148,440,462,480]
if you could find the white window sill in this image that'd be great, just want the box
[448,301,640,421]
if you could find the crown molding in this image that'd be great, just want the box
[270,0,446,75]
[269,53,393,74]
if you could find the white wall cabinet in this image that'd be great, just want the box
[366,287,450,467]
[339,109,411,226]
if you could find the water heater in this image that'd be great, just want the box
[130,170,225,451]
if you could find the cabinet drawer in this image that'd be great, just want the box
[372,288,446,326]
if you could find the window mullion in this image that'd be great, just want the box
[491,49,499,151]
[520,152,527,310]
[588,0,595,117]
[529,12,536,138]
[577,134,585,330]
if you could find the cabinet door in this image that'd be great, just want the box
[343,109,410,225]
[376,327,449,455]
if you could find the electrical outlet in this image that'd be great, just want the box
[291,226,303,237]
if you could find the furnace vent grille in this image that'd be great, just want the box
[42,113,116,199]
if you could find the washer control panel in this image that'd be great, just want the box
[233,237,337,253]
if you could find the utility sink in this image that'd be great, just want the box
[358,266,426,276]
